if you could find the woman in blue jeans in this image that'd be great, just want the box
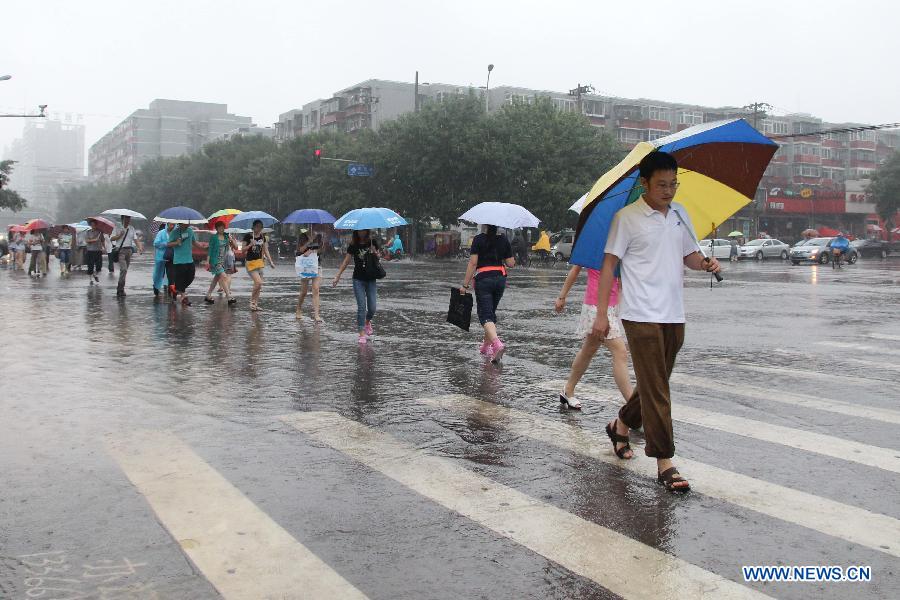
[460,225,516,363]
[333,229,381,345]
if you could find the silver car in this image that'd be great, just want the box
[699,238,734,259]
[738,238,790,260]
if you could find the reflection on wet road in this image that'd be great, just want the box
[1,256,898,599]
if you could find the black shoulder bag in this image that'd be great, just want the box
[363,242,386,280]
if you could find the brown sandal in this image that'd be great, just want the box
[605,419,633,459]
[657,467,690,493]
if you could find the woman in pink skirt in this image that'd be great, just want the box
[554,265,633,410]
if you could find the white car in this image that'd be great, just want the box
[699,238,734,259]
[739,238,790,260]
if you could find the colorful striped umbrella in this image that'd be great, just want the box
[570,119,777,269]
[207,208,243,230]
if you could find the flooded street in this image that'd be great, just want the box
[1,255,899,599]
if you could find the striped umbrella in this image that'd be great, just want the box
[207,208,243,230]
[570,119,777,269]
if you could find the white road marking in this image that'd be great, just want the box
[538,379,900,474]
[866,333,900,342]
[818,340,900,356]
[106,430,368,600]
[419,394,900,559]
[670,373,900,425]
[702,360,881,386]
[281,411,772,600]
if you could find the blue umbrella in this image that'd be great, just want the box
[228,210,279,230]
[283,208,336,225]
[155,206,207,225]
[333,207,407,230]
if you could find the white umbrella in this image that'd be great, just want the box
[459,202,540,229]
[569,193,588,214]
[101,208,147,220]
[224,227,273,235]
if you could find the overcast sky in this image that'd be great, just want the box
[2,0,898,164]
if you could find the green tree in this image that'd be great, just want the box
[0,160,28,212]
[869,150,900,231]
[489,98,622,231]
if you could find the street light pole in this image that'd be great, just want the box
[485,64,494,113]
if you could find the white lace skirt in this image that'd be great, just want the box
[575,304,625,340]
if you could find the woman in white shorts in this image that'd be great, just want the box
[554,265,633,410]
[295,231,323,322]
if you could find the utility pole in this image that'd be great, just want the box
[414,71,419,113]
[743,102,772,129]
[568,83,594,116]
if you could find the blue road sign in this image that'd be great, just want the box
[347,163,375,177]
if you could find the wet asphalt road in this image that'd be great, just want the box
[1,254,898,599]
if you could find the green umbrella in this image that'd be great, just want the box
[727,231,743,237]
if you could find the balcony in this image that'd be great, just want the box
[821,158,844,168]
[793,155,821,165]
[822,139,844,148]
[615,118,671,130]
[320,112,344,126]
[344,104,370,117]
[849,140,876,150]
[850,159,877,169]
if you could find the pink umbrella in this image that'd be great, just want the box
[8,224,28,233]
[86,216,115,235]
[25,219,51,231]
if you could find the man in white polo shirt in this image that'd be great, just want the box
[592,151,720,493]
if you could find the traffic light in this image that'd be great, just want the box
[313,148,322,166]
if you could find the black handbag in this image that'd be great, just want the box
[364,247,386,280]
[447,287,473,331]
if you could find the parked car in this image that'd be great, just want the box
[739,238,790,260]
[851,238,892,259]
[699,238,734,259]
[790,237,858,265]
[550,229,575,260]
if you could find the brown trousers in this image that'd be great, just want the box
[618,320,685,459]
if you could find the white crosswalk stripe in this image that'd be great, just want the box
[818,340,900,356]
[106,430,369,600]
[670,373,900,425]
[866,333,900,342]
[703,360,881,387]
[417,394,900,559]
[281,411,773,600]
[538,379,900,474]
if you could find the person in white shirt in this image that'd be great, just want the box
[57,227,74,276]
[27,230,46,277]
[109,215,136,297]
[593,151,721,493]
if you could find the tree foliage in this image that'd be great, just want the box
[0,160,27,212]
[869,150,900,228]
[57,98,622,234]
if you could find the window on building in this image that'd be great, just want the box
[679,111,703,125]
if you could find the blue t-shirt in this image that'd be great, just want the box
[169,227,196,265]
